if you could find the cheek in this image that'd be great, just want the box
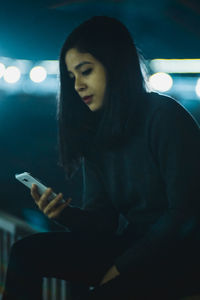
[98,75,107,93]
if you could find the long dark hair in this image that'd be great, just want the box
[57,16,147,180]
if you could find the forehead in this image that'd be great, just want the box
[65,48,95,70]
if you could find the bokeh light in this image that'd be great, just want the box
[0,63,6,78]
[148,72,173,92]
[30,66,47,83]
[4,66,21,83]
[195,78,200,98]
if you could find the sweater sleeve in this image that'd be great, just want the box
[114,99,200,274]
[54,157,119,234]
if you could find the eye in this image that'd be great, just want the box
[82,68,92,76]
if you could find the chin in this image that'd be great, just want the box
[88,104,97,111]
[89,103,103,112]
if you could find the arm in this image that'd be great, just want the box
[114,99,200,274]
[54,158,119,234]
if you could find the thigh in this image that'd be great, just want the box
[10,231,125,286]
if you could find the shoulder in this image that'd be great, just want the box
[144,93,200,150]
[143,92,199,130]
[145,92,186,115]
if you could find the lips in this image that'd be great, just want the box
[83,95,93,100]
[82,95,93,103]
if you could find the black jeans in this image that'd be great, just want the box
[2,231,135,300]
[2,230,200,300]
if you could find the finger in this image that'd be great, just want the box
[44,195,72,216]
[43,193,64,215]
[47,198,72,219]
[38,187,53,210]
[30,184,40,202]
[47,203,68,219]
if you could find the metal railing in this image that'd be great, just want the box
[0,210,70,300]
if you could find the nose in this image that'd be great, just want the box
[74,76,86,93]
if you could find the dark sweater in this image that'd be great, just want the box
[56,92,200,274]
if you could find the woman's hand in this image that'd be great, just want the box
[99,265,120,286]
[31,184,72,219]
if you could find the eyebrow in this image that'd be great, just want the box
[67,61,93,74]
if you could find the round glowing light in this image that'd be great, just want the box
[196,78,200,98]
[30,66,47,83]
[148,72,173,92]
[4,66,21,83]
[0,63,6,78]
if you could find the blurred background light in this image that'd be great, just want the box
[0,63,6,78]
[148,72,173,92]
[30,66,47,83]
[195,78,200,98]
[150,59,200,73]
[40,60,59,75]
[4,66,21,83]
[0,57,200,100]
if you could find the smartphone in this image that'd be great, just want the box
[15,172,65,203]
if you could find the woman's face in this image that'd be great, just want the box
[65,48,107,111]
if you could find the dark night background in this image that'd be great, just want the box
[1,0,200,231]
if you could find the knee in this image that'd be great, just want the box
[9,238,30,264]
[9,233,42,263]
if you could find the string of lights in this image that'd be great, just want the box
[0,57,200,98]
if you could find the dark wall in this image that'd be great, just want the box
[0,92,83,231]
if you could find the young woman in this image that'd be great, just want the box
[3,16,200,300]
